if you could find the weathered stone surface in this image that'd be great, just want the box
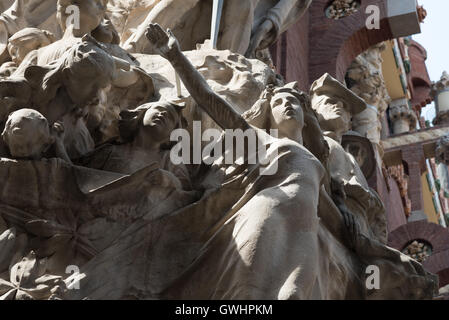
[0,1,438,300]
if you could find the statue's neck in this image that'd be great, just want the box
[278,127,303,145]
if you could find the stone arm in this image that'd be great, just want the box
[247,0,312,56]
[145,23,250,132]
[267,0,313,35]
[51,122,72,164]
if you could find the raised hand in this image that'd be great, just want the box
[245,19,275,58]
[145,23,180,61]
[51,121,65,143]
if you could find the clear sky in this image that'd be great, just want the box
[413,0,449,122]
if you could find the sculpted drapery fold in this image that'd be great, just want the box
[0,0,439,300]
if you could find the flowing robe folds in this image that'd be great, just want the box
[63,131,360,300]
[121,0,312,55]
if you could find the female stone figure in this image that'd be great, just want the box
[79,100,192,190]
[60,25,436,300]
[62,22,328,300]
[0,0,59,64]
[242,82,328,163]
[143,24,437,300]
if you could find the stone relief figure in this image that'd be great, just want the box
[0,0,155,157]
[52,24,435,301]
[0,27,55,78]
[0,38,121,159]
[2,108,71,162]
[310,73,438,298]
[56,0,119,44]
[0,0,59,64]
[78,100,192,190]
[29,0,116,66]
[310,73,386,243]
[3,27,55,74]
[61,23,328,299]
[242,82,329,163]
[121,0,312,58]
[0,2,439,298]
[106,0,162,45]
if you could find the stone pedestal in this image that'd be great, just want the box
[389,101,417,135]
[431,72,449,126]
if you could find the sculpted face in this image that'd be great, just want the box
[7,28,53,65]
[2,109,53,159]
[61,42,115,106]
[270,92,304,138]
[141,103,180,144]
[312,95,351,135]
[58,0,106,36]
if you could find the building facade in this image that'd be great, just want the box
[270,0,449,291]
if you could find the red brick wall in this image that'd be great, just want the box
[309,0,392,85]
[385,176,408,233]
[285,12,310,90]
[389,221,449,287]
[369,165,408,233]
[402,144,427,212]
[271,0,395,89]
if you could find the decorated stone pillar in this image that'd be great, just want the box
[436,134,449,166]
[431,72,449,126]
[346,43,391,157]
[389,99,417,135]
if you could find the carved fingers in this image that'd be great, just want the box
[51,121,65,141]
[145,23,179,60]
[246,19,274,58]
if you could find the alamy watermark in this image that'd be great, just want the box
[366,5,381,30]
[170,121,279,175]
[366,265,380,290]
[65,265,80,290]
[65,5,80,30]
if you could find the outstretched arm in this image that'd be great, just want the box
[246,0,312,57]
[145,24,250,132]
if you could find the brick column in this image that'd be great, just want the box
[402,145,425,212]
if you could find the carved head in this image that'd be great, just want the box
[310,73,366,141]
[59,39,115,105]
[8,28,54,65]
[243,83,306,140]
[24,37,116,122]
[57,0,107,36]
[119,101,187,148]
[243,83,329,164]
[2,108,53,159]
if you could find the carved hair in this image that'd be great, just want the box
[8,27,55,48]
[243,83,329,164]
[24,37,116,108]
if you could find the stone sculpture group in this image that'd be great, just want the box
[0,0,439,300]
